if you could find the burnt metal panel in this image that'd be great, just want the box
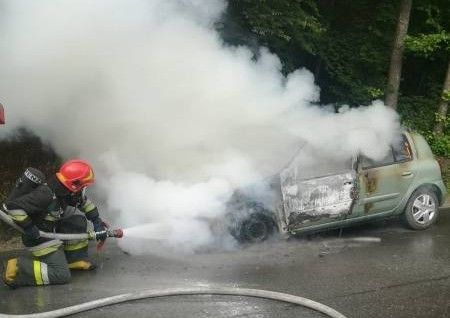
[280,171,355,230]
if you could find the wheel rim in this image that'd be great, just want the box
[412,194,436,225]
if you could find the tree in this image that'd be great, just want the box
[222,0,325,73]
[404,1,450,135]
[317,1,397,105]
[222,0,449,142]
[222,0,398,106]
[385,0,413,109]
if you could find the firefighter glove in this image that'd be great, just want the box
[92,217,107,241]
[23,224,40,240]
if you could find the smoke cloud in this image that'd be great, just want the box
[0,0,400,254]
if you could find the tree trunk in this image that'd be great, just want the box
[434,59,450,134]
[385,0,412,109]
[314,58,322,81]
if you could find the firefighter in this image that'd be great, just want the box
[2,160,107,288]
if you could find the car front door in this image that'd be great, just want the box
[354,134,416,216]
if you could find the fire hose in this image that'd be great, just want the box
[0,210,347,318]
[0,208,123,241]
[0,287,348,318]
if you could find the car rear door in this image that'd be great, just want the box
[279,147,357,232]
[354,134,416,216]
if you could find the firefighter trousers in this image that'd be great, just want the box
[4,214,93,288]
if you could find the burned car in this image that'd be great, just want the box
[229,131,448,243]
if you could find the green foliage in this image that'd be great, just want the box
[437,157,450,190]
[226,0,325,56]
[442,89,450,102]
[224,0,450,164]
[398,94,449,157]
[223,0,398,105]
[411,0,450,33]
[435,111,450,128]
[367,87,384,99]
[424,132,450,157]
[405,31,450,58]
[317,2,397,105]
[398,95,437,131]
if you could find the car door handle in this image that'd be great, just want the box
[402,171,413,177]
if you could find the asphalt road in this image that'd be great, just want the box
[1,205,450,318]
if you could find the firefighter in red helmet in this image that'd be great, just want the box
[2,160,107,288]
[56,159,96,192]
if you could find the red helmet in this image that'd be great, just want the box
[56,159,95,193]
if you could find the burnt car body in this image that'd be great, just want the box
[230,131,447,242]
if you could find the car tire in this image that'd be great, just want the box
[403,187,439,230]
[236,212,276,243]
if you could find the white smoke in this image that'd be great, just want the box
[0,0,400,254]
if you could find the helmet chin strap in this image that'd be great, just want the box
[81,187,87,197]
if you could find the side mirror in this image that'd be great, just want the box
[0,103,4,124]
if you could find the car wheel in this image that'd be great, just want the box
[403,188,439,230]
[237,212,276,243]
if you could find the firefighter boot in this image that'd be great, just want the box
[65,241,96,270]
[3,258,18,288]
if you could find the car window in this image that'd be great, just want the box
[361,149,395,169]
[392,134,412,162]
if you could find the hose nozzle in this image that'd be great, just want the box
[107,228,123,238]
[92,228,123,240]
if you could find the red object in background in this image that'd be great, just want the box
[0,103,4,124]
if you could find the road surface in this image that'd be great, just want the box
[1,205,449,317]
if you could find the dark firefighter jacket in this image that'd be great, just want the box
[3,175,100,240]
